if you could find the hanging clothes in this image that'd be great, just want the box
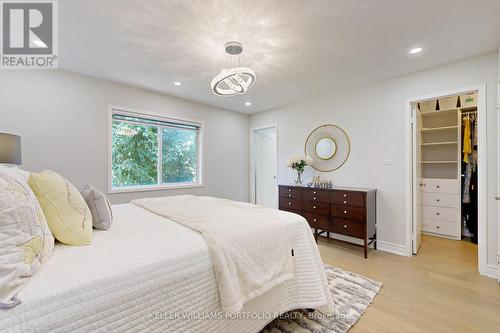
[463,158,473,203]
[472,115,478,172]
[461,113,478,243]
[462,116,471,163]
[462,116,474,203]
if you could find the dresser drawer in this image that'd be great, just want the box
[331,205,364,221]
[423,219,460,237]
[422,192,459,208]
[302,201,330,215]
[279,197,303,211]
[421,178,459,194]
[303,188,330,202]
[279,186,303,199]
[302,212,329,230]
[331,190,364,207]
[332,218,364,238]
[422,206,460,223]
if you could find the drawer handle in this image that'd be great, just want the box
[344,210,347,214]
[436,226,440,229]
[288,202,292,205]
[343,194,347,197]
[436,199,440,202]
[288,194,292,197]
[313,197,317,200]
[313,191,317,194]
[343,201,347,204]
[313,218,317,222]
[436,185,440,189]
[313,206,317,209]
[344,224,348,228]
[288,189,292,192]
[436,212,440,216]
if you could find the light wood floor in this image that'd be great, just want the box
[318,234,500,333]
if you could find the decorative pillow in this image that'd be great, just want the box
[0,166,54,305]
[81,185,113,230]
[8,167,31,183]
[28,170,92,246]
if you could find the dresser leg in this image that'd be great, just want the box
[364,237,368,259]
[314,228,318,242]
[327,231,330,239]
[374,233,377,250]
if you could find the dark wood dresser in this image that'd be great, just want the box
[279,185,377,258]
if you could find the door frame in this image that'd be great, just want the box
[249,124,278,206]
[404,84,488,276]
[411,103,423,254]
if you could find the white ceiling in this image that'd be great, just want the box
[59,0,500,114]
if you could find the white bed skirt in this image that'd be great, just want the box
[0,203,333,333]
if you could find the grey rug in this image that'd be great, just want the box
[261,264,382,333]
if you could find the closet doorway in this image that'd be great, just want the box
[405,85,487,275]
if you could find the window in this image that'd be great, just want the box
[110,109,202,192]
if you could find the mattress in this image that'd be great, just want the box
[0,203,333,333]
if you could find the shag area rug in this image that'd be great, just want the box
[261,264,382,333]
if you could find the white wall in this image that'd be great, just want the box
[250,52,499,268]
[0,70,250,203]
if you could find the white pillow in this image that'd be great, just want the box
[11,167,31,183]
[81,184,113,230]
[0,166,54,306]
[0,166,30,183]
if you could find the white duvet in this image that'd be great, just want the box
[0,202,333,333]
[132,195,293,313]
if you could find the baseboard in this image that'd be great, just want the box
[376,241,409,257]
[323,232,407,256]
[485,265,498,280]
[325,232,365,246]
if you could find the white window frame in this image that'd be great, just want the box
[108,105,204,194]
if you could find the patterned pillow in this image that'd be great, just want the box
[0,166,54,306]
[81,185,113,230]
[28,170,92,246]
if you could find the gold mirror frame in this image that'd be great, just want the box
[305,124,351,172]
[315,137,337,160]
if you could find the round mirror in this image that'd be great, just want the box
[315,137,337,160]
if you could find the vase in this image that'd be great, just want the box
[295,171,303,185]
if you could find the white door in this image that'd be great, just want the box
[412,104,423,254]
[253,127,277,208]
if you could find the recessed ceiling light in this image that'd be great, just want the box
[245,102,252,106]
[173,81,182,86]
[409,47,423,54]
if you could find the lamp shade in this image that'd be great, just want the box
[0,133,21,165]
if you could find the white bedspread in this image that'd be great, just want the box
[132,195,293,313]
[0,203,333,333]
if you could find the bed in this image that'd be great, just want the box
[0,202,333,333]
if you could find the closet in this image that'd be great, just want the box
[416,92,478,241]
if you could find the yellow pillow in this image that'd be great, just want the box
[28,170,92,245]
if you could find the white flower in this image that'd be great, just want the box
[287,155,301,167]
[287,155,313,168]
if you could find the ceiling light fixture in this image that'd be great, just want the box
[245,102,252,106]
[409,47,423,54]
[211,42,256,96]
[174,81,182,86]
